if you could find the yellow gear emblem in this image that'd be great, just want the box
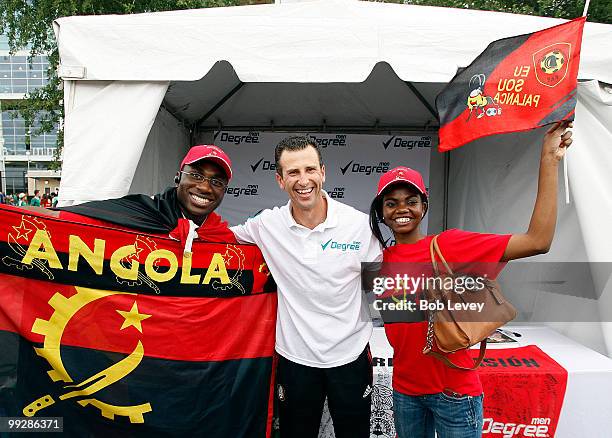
[23,286,153,423]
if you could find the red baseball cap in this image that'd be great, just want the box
[180,145,232,180]
[377,166,427,198]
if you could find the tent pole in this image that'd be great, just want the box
[160,102,191,127]
[159,101,197,145]
[443,150,450,231]
[196,82,244,126]
[403,81,438,121]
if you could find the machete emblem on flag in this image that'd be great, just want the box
[116,235,161,294]
[218,245,246,293]
[23,287,153,423]
[258,262,270,276]
[533,43,571,88]
[3,215,54,279]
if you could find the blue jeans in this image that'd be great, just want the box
[393,390,483,438]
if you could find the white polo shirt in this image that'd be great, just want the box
[231,193,382,368]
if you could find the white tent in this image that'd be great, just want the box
[53,0,612,353]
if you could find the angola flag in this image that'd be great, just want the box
[0,204,277,437]
[436,16,586,152]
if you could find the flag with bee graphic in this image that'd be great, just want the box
[0,204,277,437]
[436,16,585,152]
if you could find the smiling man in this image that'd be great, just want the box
[231,136,382,438]
[58,144,236,245]
[175,145,231,224]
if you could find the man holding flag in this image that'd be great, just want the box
[0,144,277,437]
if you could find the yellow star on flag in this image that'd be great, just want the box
[116,302,152,333]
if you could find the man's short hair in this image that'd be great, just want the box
[275,136,323,175]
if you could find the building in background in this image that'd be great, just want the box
[0,35,60,197]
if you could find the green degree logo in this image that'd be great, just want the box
[321,239,361,252]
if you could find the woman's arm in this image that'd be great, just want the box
[501,121,573,262]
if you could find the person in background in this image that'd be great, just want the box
[29,190,41,207]
[17,193,27,207]
[41,193,52,208]
[51,192,59,208]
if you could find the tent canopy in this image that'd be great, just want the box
[54,0,612,132]
[54,0,612,83]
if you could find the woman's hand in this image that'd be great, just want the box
[543,121,573,162]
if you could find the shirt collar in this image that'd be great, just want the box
[285,190,338,231]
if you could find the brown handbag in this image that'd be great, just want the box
[422,235,517,370]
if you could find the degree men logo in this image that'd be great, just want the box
[321,239,361,252]
[533,43,571,88]
[214,131,260,145]
[226,184,259,198]
[307,134,347,148]
[382,136,433,150]
[250,158,277,172]
[483,417,550,437]
[340,161,390,176]
[329,187,345,199]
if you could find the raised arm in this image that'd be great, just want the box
[501,121,573,262]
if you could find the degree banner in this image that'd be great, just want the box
[471,345,568,438]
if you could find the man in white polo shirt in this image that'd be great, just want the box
[231,136,382,438]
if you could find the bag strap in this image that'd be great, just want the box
[430,235,454,276]
[425,341,488,370]
[425,235,488,370]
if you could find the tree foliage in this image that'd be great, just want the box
[0,0,260,165]
[401,0,611,23]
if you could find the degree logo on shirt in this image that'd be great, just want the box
[321,239,361,252]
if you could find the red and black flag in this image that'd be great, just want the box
[0,203,277,437]
[436,17,586,152]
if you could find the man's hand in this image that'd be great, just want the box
[543,121,573,162]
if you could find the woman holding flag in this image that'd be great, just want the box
[368,121,572,438]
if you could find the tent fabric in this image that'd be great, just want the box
[53,0,612,84]
[570,80,612,353]
[60,81,168,204]
[128,105,190,196]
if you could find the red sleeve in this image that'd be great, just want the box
[436,229,511,279]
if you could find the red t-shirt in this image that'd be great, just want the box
[382,229,511,396]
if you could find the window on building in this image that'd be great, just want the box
[4,163,27,194]
[0,53,50,93]
[1,110,58,156]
